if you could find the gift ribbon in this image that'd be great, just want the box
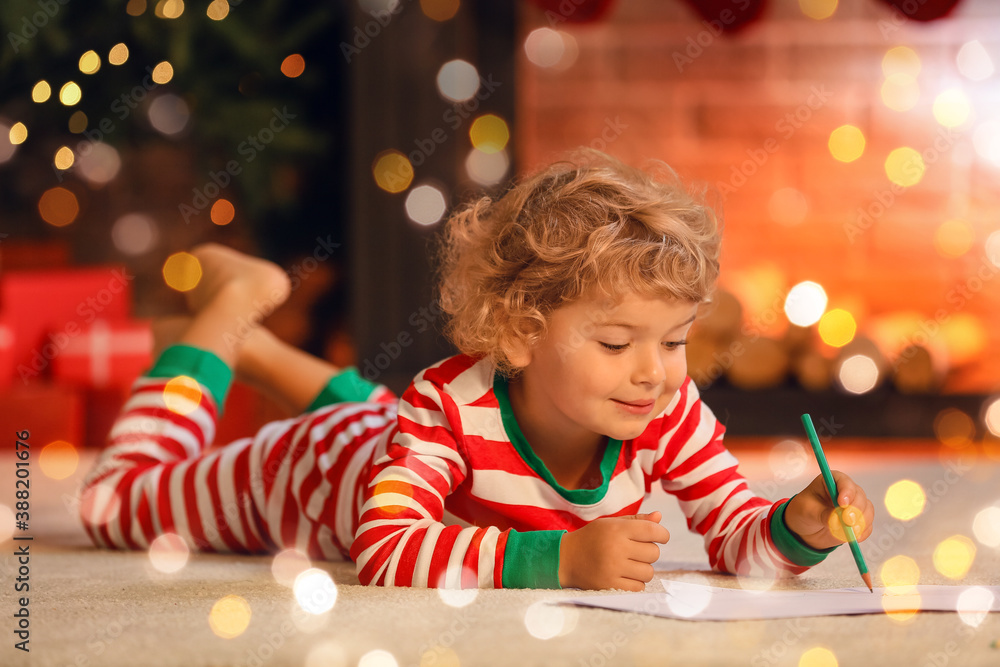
[63,319,152,388]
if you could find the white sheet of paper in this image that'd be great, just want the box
[559,580,1000,621]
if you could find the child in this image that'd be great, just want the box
[79,149,874,590]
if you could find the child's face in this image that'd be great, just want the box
[511,291,700,444]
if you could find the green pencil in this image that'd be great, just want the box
[800,413,873,592]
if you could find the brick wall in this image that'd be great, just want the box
[517,0,1000,393]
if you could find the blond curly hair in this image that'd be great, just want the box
[432,148,722,380]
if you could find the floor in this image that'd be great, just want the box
[2,438,999,667]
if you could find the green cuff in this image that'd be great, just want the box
[146,344,233,415]
[770,497,839,567]
[305,367,382,411]
[501,529,566,589]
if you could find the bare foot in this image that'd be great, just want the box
[151,314,280,390]
[184,243,291,316]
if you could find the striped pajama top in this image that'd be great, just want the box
[80,352,829,588]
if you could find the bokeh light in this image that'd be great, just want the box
[207,0,230,20]
[974,120,1000,165]
[69,111,88,133]
[405,184,447,225]
[211,198,235,225]
[933,89,972,128]
[884,479,926,521]
[882,46,921,77]
[76,142,122,185]
[933,535,976,579]
[126,0,146,16]
[9,121,27,145]
[79,50,101,74]
[784,281,827,326]
[767,439,810,480]
[933,219,974,258]
[882,587,921,622]
[208,594,251,639]
[523,601,567,639]
[885,147,924,187]
[32,80,51,103]
[373,150,414,193]
[435,566,478,607]
[281,54,305,78]
[972,506,1000,547]
[799,647,838,667]
[661,576,714,617]
[524,28,565,68]
[939,313,986,366]
[985,397,1000,437]
[163,375,203,415]
[358,649,398,667]
[880,554,920,588]
[933,407,975,449]
[109,43,130,65]
[818,309,856,348]
[294,568,338,614]
[465,147,509,185]
[957,40,994,81]
[768,187,809,226]
[881,74,919,112]
[155,0,185,19]
[272,548,312,587]
[79,482,121,528]
[436,59,479,102]
[421,0,459,21]
[39,440,78,480]
[54,146,75,170]
[152,61,174,84]
[148,533,190,573]
[112,213,159,255]
[38,187,79,227]
[146,93,191,136]
[828,125,865,163]
[799,0,837,20]
[418,646,460,667]
[305,641,349,667]
[163,252,202,292]
[956,587,994,628]
[987,231,1000,268]
[60,81,82,106]
[469,114,509,153]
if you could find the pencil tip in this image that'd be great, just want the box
[862,572,873,592]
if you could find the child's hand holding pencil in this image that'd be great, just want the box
[782,470,875,552]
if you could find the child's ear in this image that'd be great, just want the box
[505,337,532,369]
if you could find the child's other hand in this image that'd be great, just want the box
[558,511,670,591]
[784,471,875,551]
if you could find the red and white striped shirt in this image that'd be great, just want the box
[80,353,810,588]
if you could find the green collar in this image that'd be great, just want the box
[493,371,622,505]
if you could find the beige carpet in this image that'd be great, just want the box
[3,442,999,667]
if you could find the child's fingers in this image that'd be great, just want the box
[629,519,670,544]
[830,470,861,508]
[630,511,662,523]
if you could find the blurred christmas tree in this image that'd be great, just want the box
[0,0,350,264]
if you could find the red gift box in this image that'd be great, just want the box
[0,266,134,386]
[0,382,83,448]
[51,318,153,389]
[0,319,13,390]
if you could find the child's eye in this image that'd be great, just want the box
[599,341,688,352]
